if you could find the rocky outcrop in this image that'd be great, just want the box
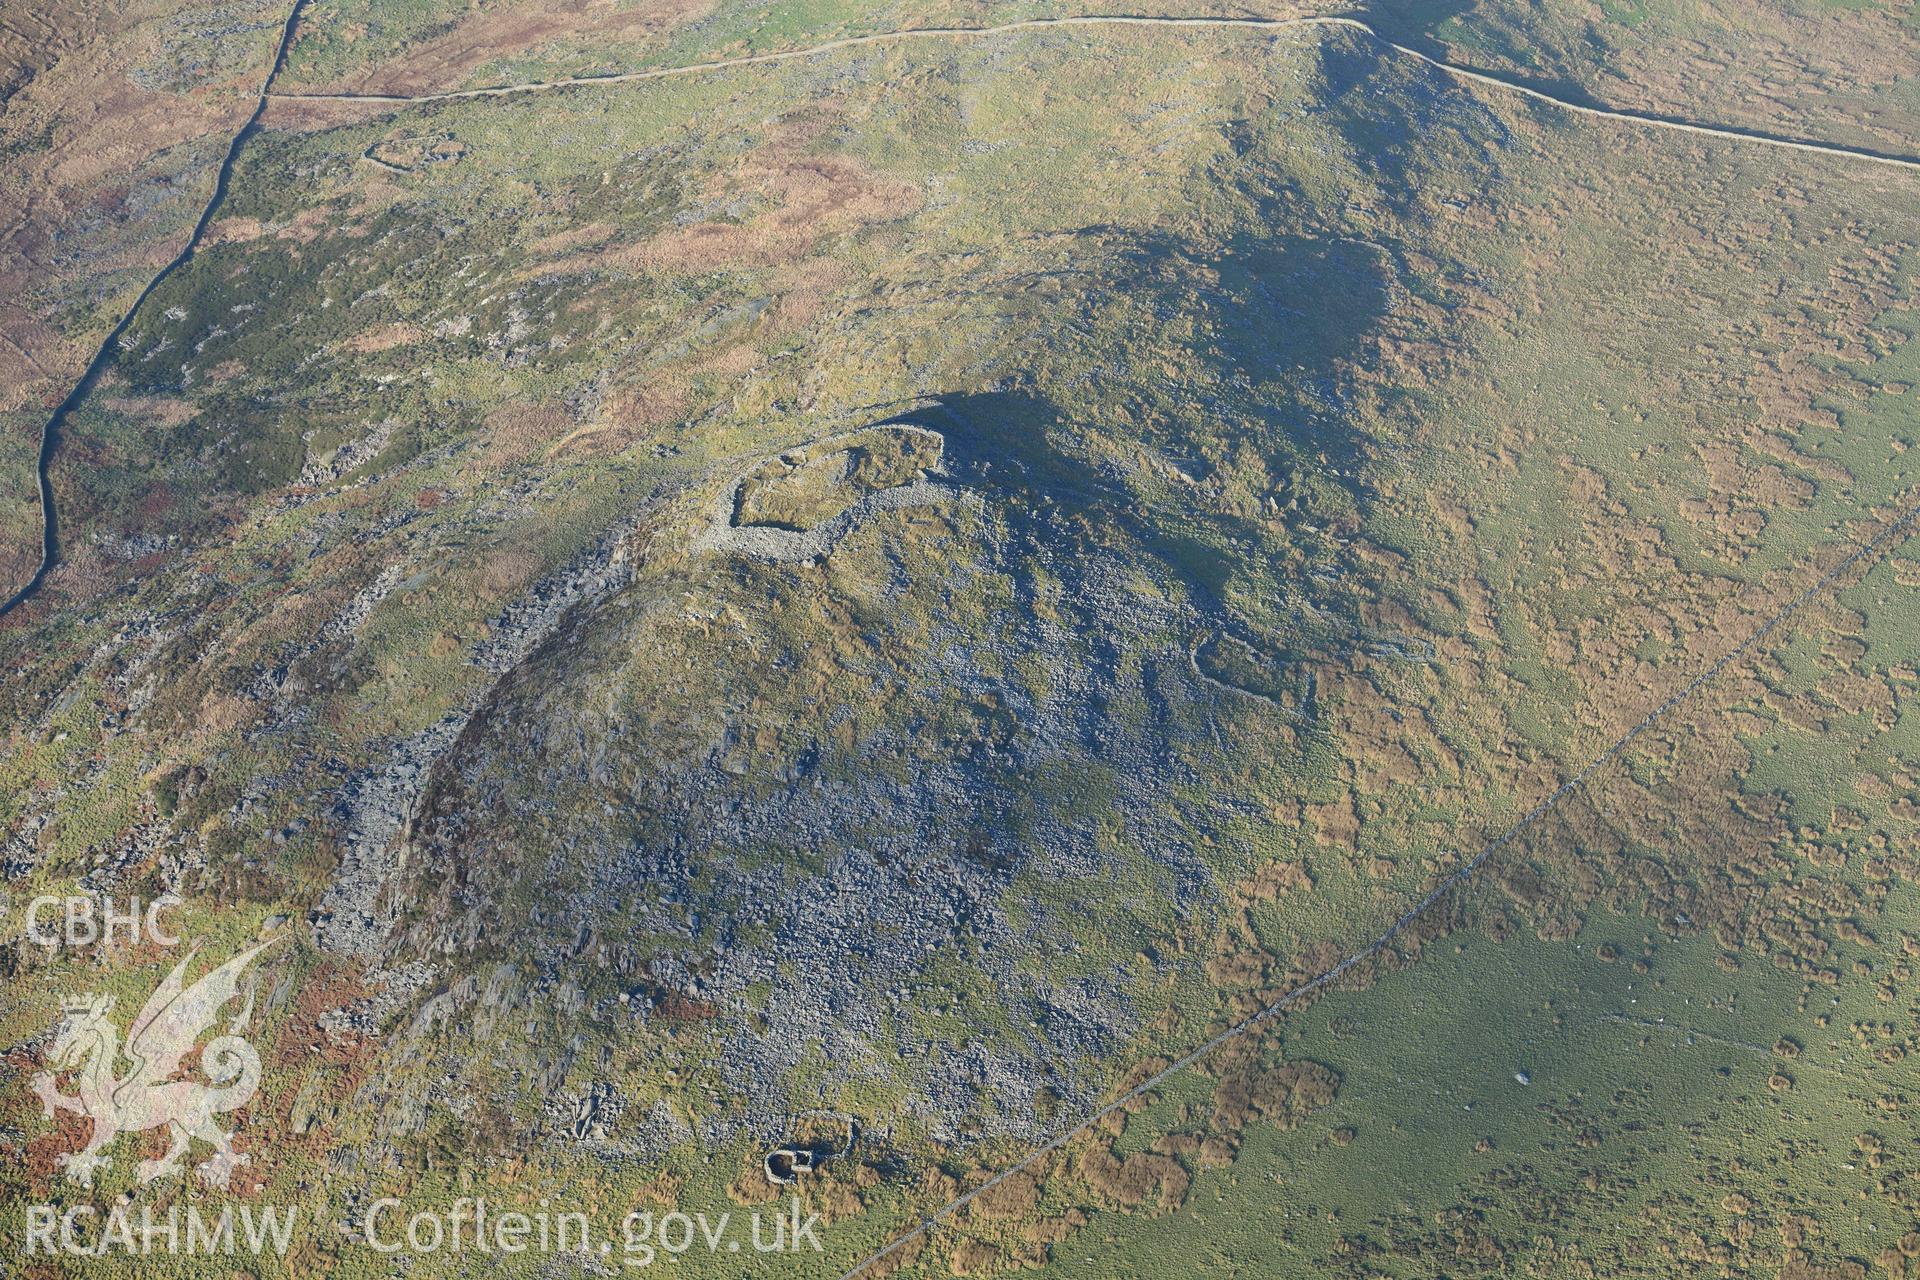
[693,424,980,562]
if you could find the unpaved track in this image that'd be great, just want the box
[2,4,1918,1270]
[836,494,1920,1276]
[6,10,1918,618]
[271,14,1920,173]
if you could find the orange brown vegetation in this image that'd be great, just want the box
[307,0,714,97]
[1072,1139,1190,1213]
[1206,1048,1341,1135]
[589,153,920,276]
[1233,857,1313,903]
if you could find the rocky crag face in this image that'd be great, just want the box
[318,385,1384,1156]
[4,8,1920,1277]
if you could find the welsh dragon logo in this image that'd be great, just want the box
[33,936,285,1189]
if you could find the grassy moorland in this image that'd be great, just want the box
[0,8,1915,1279]
[273,0,1920,154]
